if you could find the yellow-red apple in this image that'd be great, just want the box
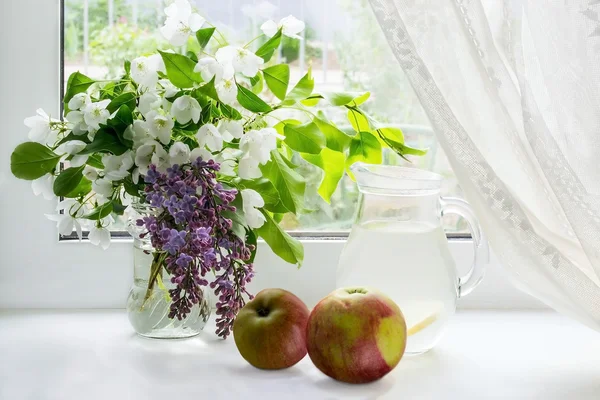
[306,287,407,383]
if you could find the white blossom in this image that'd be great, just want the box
[83,165,99,181]
[161,0,205,46]
[24,109,59,144]
[171,95,201,124]
[89,225,111,250]
[197,123,223,152]
[218,120,243,141]
[194,57,225,82]
[124,120,152,149]
[31,173,55,200]
[238,156,262,179]
[241,188,266,228]
[239,127,283,165]
[169,142,191,165]
[46,199,84,239]
[216,46,264,77]
[68,93,91,110]
[131,54,165,89]
[217,148,238,176]
[56,140,89,168]
[159,79,179,98]
[82,100,111,131]
[92,178,114,198]
[260,15,305,39]
[65,110,88,135]
[139,91,162,117]
[192,147,238,176]
[190,146,212,163]
[135,140,169,174]
[151,146,171,173]
[102,151,134,181]
[144,110,174,145]
[70,155,89,168]
[132,168,140,184]
[215,77,238,105]
[59,140,87,155]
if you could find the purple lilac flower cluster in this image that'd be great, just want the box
[137,158,255,338]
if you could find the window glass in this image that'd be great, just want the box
[63,0,467,234]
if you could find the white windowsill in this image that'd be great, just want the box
[2,310,599,400]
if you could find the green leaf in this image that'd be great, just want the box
[250,72,264,94]
[375,128,427,157]
[240,179,279,207]
[282,67,314,105]
[86,154,104,169]
[240,179,288,213]
[80,129,128,155]
[107,92,136,114]
[326,91,370,107]
[246,229,258,263]
[236,83,272,113]
[10,142,61,180]
[64,177,92,198]
[255,29,283,62]
[123,178,142,197]
[260,150,305,214]
[387,139,428,156]
[378,127,405,144]
[83,201,114,220]
[347,108,370,132]
[56,132,91,147]
[195,76,219,101]
[53,165,84,196]
[158,50,201,89]
[124,60,131,75]
[108,104,133,130]
[256,210,304,266]
[314,112,352,152]
[64,72,95,112]
[100,80,129,99]
[347,131,382,169]
[112,199,128,215]
[196,27,216,49]
[300,95,322,107]
[282,121,325,154]
[400,145,428,156]
[301,148,346,203]
[223,194,249,242]
[220,103,243,120]
[187,51,199,63]
[263,64,290,100]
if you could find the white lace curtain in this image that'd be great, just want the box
[368,0,600,330]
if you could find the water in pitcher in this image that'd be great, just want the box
[337,220,458,354]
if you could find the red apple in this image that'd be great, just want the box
[233,288,310,369]
[306,287,407,383]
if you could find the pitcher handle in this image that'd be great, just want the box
[440,197,489,298]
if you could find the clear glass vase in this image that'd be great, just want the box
[126,203,211,339]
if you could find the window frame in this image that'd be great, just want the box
[0,0,540,311]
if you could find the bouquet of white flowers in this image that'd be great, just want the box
[10,0,424,337]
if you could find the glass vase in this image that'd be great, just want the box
[126,203,211,339]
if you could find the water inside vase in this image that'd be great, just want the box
[126,242,211,339]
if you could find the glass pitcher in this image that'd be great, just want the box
[336,163,489,354]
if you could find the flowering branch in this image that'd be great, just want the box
[9,0,427,338]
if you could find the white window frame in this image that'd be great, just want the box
[0,0,542,311]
